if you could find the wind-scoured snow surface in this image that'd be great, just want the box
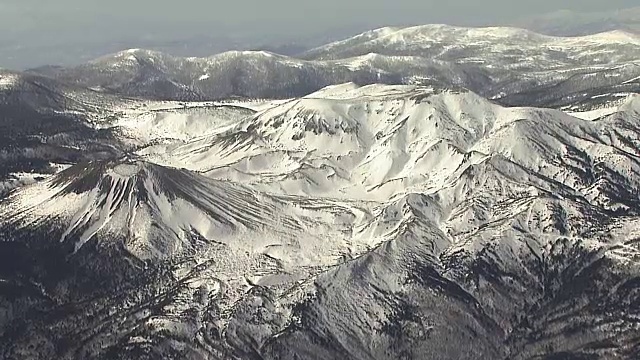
[144,85,640,201]
[2,80,640,359]
[112,104,255,145]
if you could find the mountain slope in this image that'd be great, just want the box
[1,157,358,258]
[494,62,640,109]
[301,25,640,67]
[0,69,261,196]
[142,84,640,204]
[2,65,640,360]
[29,49,489,101]
[251,88,640,359]
[0,70,130,196]
[0,157,377,359]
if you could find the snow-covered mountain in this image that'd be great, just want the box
[0,156,375,358]
[2,80,640,359]
[299,25,640,109]
[0,68,264,196]
[141,84,640,202]
[27,26,640,108]
[301,25,640,65]
[1,157,364,260]
[28,48,493,101]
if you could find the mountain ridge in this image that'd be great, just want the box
[25,25,640,107]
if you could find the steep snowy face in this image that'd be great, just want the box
[0,158,368,263]
[142,85,640,206]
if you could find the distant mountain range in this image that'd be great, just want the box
[2,6,638,70]
[26,25,640,108]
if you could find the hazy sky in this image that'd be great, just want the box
[0,0,638,68]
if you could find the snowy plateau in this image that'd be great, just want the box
[0,25,640,360]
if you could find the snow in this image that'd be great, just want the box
[113,104,253,144]
[2,158,370,261]
[137,84,640,213]
[111,163,143,177]
[0,73,19,89]
[622,75,640,84]
[98,84,631,217]
[565,106,620,120]
[214,99,292,112]
[563,94,635,120]
[0,163,72,196]
[341,53,380,70]
[304,24,640,71]
[357,25,640,46]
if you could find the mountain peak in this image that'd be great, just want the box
[4,158,285,257]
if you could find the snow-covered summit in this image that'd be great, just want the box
[578,29,640,44]
[141,83,640,210]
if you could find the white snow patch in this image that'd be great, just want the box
[565,106,620,120]
[0,74,19,89]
